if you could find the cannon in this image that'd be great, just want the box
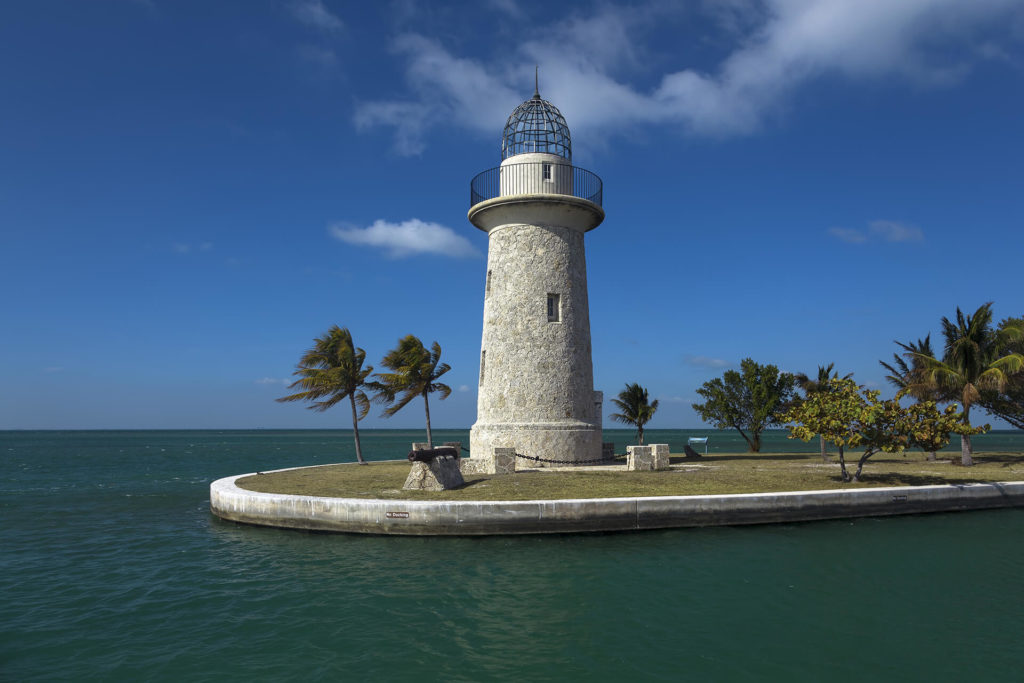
[407,446,460,463]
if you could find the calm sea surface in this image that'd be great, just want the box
[3,429,1024,681]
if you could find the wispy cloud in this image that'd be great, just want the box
[458,384,471,393]
[357,1,1023,154]
[255,377,290,385]
[172,242,213,254]
[684,355,731,369]
[869,220,924,242]
[827,227,869,244]
[829,220,924,244]
[485,0,523,19]
[289,0,343,32]
[329,218,481,259]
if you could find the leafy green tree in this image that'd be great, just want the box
[276,325,373,464]
[793,363,852,462]
[610,383,659,445]
[979,316,1024,429]
[692,358,796,453]
[905,402,982,463]
[908,303,1023,465]
[374,335,452,448]
[786,379,980,482]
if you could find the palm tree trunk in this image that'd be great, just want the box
[638,426,644,446]
[423,390,433,449]
[349,394,366,464]
[961,404,973,467]
[819,434,828,462]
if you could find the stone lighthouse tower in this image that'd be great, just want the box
[468,79,604,466]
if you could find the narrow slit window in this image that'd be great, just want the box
[547,293,561,322]
[542,163,552,181]
[485,269,492,298]
[479,350,486,386]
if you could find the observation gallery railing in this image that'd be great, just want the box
[470,162,603,208]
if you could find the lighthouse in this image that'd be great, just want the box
[468,78,605,466]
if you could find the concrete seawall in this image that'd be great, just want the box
[211,474,1024,536]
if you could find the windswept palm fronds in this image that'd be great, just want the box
[277,325,374,464]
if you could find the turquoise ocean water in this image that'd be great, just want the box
[3,428,1024,681]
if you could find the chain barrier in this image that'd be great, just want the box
[513,451,625,466]
[462,447,627,466]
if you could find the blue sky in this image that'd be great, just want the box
[2,0,1023,430]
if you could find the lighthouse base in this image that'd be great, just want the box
[470,421,603,467]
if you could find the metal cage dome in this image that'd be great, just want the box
[501,85,572,161]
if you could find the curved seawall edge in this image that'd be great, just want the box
[210,475,1024,536]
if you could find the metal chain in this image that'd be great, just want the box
[462,448,625,466]
[514,451,624,465]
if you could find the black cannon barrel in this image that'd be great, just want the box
[408,447,460,463]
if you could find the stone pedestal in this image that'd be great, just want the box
[460,446,516,475]
[622,444,671,471]
[493,447,516,474]
[403,456,466,491]
[650,444,670,470]
[627,446,652,470]
[626,445,669,471]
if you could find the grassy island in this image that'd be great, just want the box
[236,451,1024,502]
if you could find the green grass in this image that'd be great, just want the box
[235,451,1024,501]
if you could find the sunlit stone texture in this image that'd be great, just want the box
[468,84,605,466]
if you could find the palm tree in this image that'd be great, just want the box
[911,303,1024,466]
[980,316,1024,429]
[794,363,852,462]
[880,336,939,399]
[277,325,373,464]
[374,335,452,448]
[880,335,948,460]
[610,383,659,445]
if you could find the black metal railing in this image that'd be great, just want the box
[470,162,603,208]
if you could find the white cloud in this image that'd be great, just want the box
[354,34,522,154]
[870,220,924,242]
[172,242,214,254]
[255,377,290,385]
[829,220,924,244]
[828,226,869,244]
[329,218,481,259]
[458,385,471,392]
[289,0,343,32]
[684,355,731,369]
[485,0,523,19]
[354,101,432,156]
[357,0,1024,153]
